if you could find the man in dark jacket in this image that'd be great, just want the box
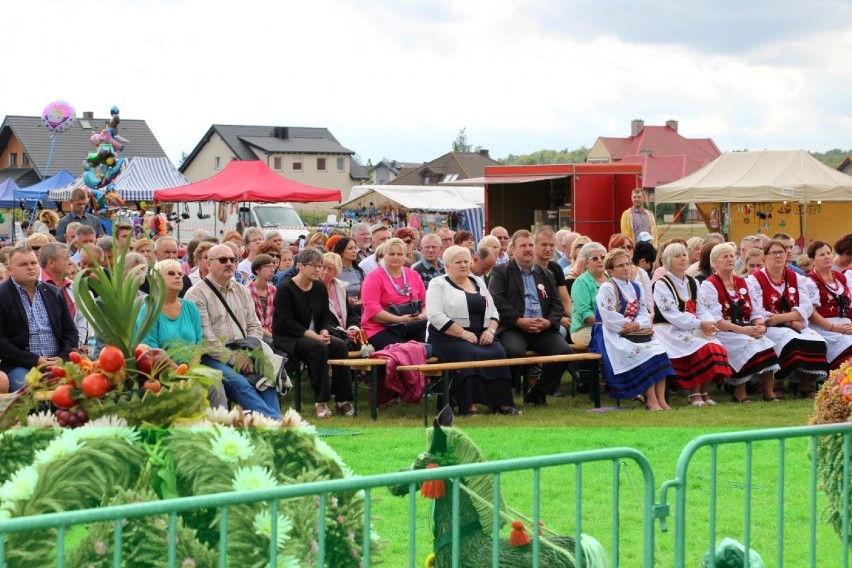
[488,230,572,405]
[0,248,78,391]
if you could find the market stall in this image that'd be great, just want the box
[656,150,852,247]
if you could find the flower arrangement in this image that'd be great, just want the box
[809,357,852,545]
[0,408,372,568]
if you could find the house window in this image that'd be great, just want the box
[214,157,221,170]
[22,154,29,166]
[317,158,327,171]
[273,157,282,170]
[293,158,303,171]
[9,153,17,167]
[337,157,345,172]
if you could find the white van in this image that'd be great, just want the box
[173,202,309,245]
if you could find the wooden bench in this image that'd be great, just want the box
[398,352,603,425]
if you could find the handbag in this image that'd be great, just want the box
[623,333,652,343]
[385,299,427,338]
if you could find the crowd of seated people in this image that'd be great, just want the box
[1,207,850,424]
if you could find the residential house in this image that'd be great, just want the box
[587,119,720,196]
[388,150,499,186]
[0,113,168,189]
[372,159,420,185]
[179,124,368,201]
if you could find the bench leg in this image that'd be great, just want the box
[352,369,359,417]
[591,359,601,408]
[370,366,379,421]
[294,367,302,413]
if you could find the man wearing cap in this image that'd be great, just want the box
[620,188,657,246]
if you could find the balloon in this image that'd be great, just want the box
[41,100,76,133]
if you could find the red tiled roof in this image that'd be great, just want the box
[596,125,720,187]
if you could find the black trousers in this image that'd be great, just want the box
[292,335,353,403]
[498,328,573,395]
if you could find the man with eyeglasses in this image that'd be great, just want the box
[139,236,193,297]
[436,227,455,254]
[489,230,573,406]
[412,233,444,288]
[185,244,281,419]
[490,226,511,264]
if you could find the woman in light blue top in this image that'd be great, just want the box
[134,259,226,407]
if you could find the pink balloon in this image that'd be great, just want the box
[41,100,77,133]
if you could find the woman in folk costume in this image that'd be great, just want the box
[652,243,732,407]
[746,239,829,398]
[805,240,852,369]
[699,243,781,404]
[590,248,674,411]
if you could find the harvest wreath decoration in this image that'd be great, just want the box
[0,408,372,568]
[809,357,852,546]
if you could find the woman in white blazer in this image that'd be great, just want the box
[425,246,521,416]
[320,253,362,347]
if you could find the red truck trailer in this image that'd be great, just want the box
[468,163,643,245]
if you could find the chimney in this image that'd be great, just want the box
[83,111,94,119]
[630,119,644,137]
[478,148,490,158]
[665,119,679,132]
[273,126,289,139]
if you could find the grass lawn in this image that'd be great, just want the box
[312,384,843,566]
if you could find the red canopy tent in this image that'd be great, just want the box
[154,161,341,203]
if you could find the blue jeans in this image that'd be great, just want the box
[7,367,29,392]
[201,356,281,419]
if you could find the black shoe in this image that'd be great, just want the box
[552,390,564,398]
[523,389,546,406]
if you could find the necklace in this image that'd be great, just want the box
[381,265,410,296]
[766,268,785,287]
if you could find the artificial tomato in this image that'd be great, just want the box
[51,384,75,409]
[69,352,82,364]
[50,366,67,379]
[81,373,110,398]
[98,346,125,373]
[143,379,162,394]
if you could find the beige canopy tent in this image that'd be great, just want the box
[655,150,852,245]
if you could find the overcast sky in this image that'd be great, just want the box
[5,0,852,167]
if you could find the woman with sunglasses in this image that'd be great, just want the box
[394,227,422,266]
[136,259,227,408]
[700,243,780,403]
[746,239,829,398]
[569,242,608,346]
[610,233,653,316]
[273,247,354,419]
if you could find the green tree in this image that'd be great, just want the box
[499,146,590,165]
[810,149,851,169]
[452,128,471,152]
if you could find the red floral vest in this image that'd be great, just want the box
[807,270,851,318]
[707,273,752,323]
[751,268,799,314]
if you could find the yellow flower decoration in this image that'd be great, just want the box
[424,552,435,567]
[24,367,43,388]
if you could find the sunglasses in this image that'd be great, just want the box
[164,270,182,277]
[588,255,605,262]
[213,257,237,264]
[30,246,42,251]
[624,244,635,250]
[269,254,280,259]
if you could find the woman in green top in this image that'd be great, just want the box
[569,242,609,346]
[135,259,227,407]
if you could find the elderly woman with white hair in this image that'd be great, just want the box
[426,245,520,416]
[653,242,732,406]
[569,241,609,346]
[699,242,781,403]
[591,248,674,410]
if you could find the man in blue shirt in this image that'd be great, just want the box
[488,230,572,405]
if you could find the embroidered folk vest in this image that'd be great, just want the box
[707,273,752,324]
[752,268,799,314]
[652,274,698,324]
[808,270,851,319]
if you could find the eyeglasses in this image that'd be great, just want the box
[163,270,182,277]
[269,254,280,259]
[441,238,453,243]
[496,236,510,241]
[767,250,786,256]
[302,263,322,269]
[213,257,237,264]
[587,255,605,262]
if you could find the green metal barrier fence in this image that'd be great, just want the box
[0,447,656,568]
[657,423,852,568]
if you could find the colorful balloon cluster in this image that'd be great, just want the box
[41,100,77,133]
[82,106,127,213]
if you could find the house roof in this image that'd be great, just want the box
[375,159,420,175]
[0,167,40,187]
[180,124,355,171]
[349,161,369,181]
[593,125,720,187]
[389,151,500,185]
[0,115,168,181]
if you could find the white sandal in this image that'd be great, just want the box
[700,393,717,406]
[315,403,333,419]
[688,393,706,407]
[336,401,355,417]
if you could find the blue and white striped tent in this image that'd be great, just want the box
[48,157,189,202]
[458,207,485,244]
